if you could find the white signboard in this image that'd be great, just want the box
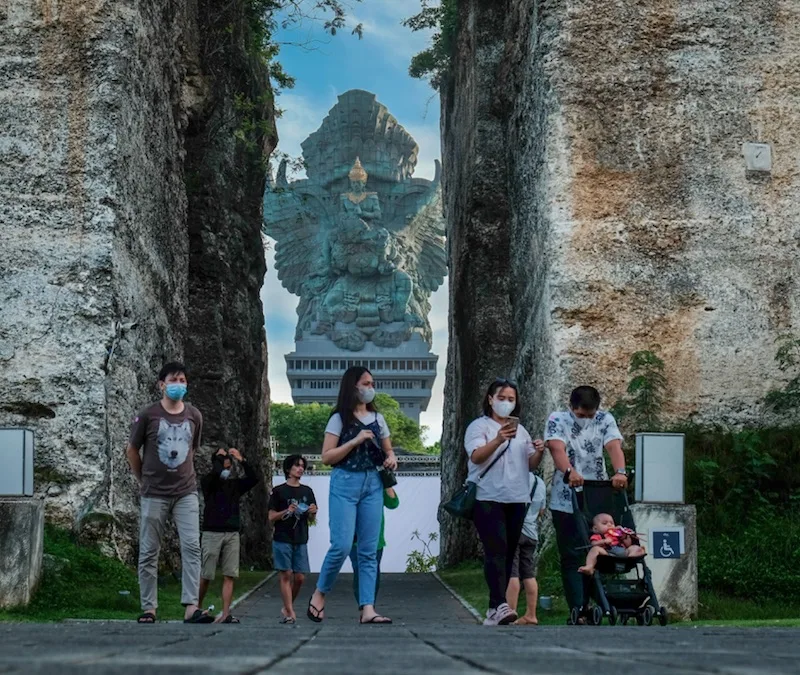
[0,428,34,496]
[635,433,684,503]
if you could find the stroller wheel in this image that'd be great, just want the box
[642,605,654,626]
[658,606,668,626]
[608,606,618,626]
[621,614,630,626]
[568,606,582,625]
[590,606,603,626]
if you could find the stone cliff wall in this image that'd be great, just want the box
[441,0,800,563]
[183,0,276,563]
[0,0,273,563]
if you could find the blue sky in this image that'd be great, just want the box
[260,1,448,444]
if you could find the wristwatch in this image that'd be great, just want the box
[615,468,627,475]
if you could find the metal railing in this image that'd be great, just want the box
[273,453,440,476]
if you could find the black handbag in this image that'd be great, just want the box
[441,441,510,520]
[378,467,398,488]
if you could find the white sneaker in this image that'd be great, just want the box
[483,608,499,626]
[494,603,518,625]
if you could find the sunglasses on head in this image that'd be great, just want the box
[493,377,518,388]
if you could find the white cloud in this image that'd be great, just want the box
[261,239,300,404]
[261,238,301,320]
[419,280,448,444]
[403,122,441,181]
[351,0,435,61]
[272,92,336,180]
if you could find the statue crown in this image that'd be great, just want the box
[348,157,368,183]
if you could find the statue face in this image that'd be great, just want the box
[349,179,366,194]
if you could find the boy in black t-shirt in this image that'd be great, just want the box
[268,454,317,623]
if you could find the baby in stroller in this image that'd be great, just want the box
[579,513,646,575]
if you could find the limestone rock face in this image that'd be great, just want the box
[441,0,800,563]
[0,1,273,563]
[0,499,44,608]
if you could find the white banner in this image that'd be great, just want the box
[272,475,441,572]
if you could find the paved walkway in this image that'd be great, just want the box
[1,573,798,674]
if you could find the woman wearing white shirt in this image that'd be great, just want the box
[307,366,398,625]
[464,378,545,625]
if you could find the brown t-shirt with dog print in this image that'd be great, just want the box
[128,401,203,498]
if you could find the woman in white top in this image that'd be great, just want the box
[307,366,398,625]
[464,378,545,625]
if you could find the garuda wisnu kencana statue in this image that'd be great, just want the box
[263,89,446,352]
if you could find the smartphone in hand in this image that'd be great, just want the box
[505,416,520,437]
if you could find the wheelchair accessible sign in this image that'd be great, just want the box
[650,527,684,559]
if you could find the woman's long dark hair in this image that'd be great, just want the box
[331,366,378,430]
[482,378,522,418]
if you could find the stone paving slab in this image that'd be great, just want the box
[1,574,799,674]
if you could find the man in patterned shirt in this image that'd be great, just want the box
[544,386,628,617]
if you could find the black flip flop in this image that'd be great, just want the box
[360,615,392,625]
[307,599,324,623]
[184,609,214,624]
[137,613,156,624]
[222,615,241,624]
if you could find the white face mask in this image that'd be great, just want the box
[357,386,376,404]
[491,399,515,419]
[572,413,593,430]
[220,469,231,480]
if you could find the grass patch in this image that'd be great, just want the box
[438,553,800,627]
[693,590,800,626]
[0,526,269,622]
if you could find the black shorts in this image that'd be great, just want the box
[511,534,539,580]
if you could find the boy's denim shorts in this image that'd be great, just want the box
[273,541,310,573]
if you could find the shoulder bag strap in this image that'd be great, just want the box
[523,475,541,518]
[476,440,511,481]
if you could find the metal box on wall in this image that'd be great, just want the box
[0,428,35,496]
[634,433,684,503]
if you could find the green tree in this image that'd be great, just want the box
[764,334,800,414]
[269,394,428,453]
[269,402,332,451]
[611,348,667,433]
[424,440,442,456]
[374,393,428,454]
[404,0,458,89]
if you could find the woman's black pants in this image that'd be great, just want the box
[473,500,527,610]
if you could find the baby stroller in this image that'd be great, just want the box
[567,480,667,626]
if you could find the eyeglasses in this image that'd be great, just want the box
[493,377,518,388]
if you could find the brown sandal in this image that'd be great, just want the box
[513,615,539,625]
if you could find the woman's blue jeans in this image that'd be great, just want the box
[317,468,383,607]
[350,544,384,606]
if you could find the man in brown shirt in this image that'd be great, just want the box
[126,361,211,623]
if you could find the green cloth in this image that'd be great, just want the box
[378,490,400,550]
[355,489,400,550]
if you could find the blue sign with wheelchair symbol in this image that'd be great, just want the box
[653,531,681,559]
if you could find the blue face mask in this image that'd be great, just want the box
[219,469,231,480]
[165,383,187,401]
